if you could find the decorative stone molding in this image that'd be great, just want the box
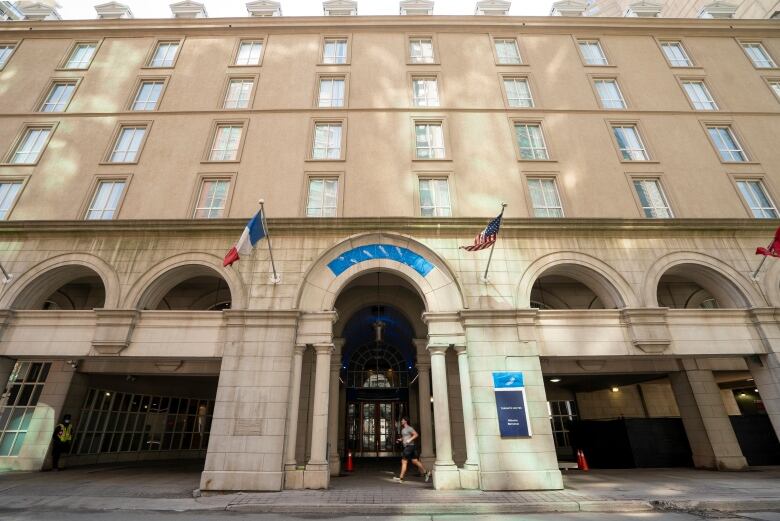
[422,311,465,347]
[698,1,737,18]
[550,0,586,16]
[577,359,606,371]
[91,309,140,355]
[18,1,61,20]
[475,0,511,15]
[94,2,133,19]
[323,0,357,16]
[246,0,281,16]
[624,0,662,17]
[621,308,671,354]
[400,0,434,15]
[170,1,207,18]
[749,307,780,354]
[0,310,15,343]
[296,311,338,346]
[154,360,184,372]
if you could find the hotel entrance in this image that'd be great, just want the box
[340,303,417,460]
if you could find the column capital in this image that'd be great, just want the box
[427,344,449,356]
[453,345,468,355]
[313,343,335,355]
[293,344,307,355]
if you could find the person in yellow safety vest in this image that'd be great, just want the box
[51,414,72,471]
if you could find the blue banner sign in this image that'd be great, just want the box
[493,371,532,438]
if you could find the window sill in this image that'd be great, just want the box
[517,159,557,163]
[317,62,351,66]
[719,161,762,165]
[752,66,780,71]
[667,65,704,70]
[201,160,242,164]
[99,161,140,166]
[305,158,346,162]
[495,62,529,66]
[314,105,349,110]
[412,158,452,162]
[140,65,176,70]
[0,163,38,167]
[55,66,91,72]
[582,64,617,68]
[407,61,441,66]
[227,64,263,68]
[618,160,660,164]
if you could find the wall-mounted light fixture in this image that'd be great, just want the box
[611,387,619,393]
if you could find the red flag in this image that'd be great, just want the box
[756,226,780,258]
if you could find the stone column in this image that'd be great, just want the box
[414,339,434,466]
[327,339,344,476]
[428,344,460,489]
[304,343,333,489]
[669,363,747,470]
[747,354,780,444]
[454,346,480,483]
[284,345,306,474]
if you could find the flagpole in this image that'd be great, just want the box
[752,255,769,281]
[259,199,281,284]
[0,262,12,284]
[481,203,507,283]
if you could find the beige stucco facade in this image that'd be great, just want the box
[0,14,778,492]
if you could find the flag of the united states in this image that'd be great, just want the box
[461,213,503,251]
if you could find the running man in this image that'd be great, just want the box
[393,417,431,483]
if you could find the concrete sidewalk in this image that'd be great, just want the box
[1,461,780,516]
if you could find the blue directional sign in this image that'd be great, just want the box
[493,371,532,438]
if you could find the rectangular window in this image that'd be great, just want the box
[633,179,673,218]
[71,388,214,455]
[39,81,77,112]
[148,41,179,68]
[0,44,16,68]
[312,123,343,159]
[495,39,521,64]
[578,40,608,66]
[0,181,22,220]
[683,81,717,110]
[64,43,97,69]
[737,180,778,218]
[318,77,346,107]
[235,40,263,66]
[660,41,692,67]
[110,126,146,163]
[741,42,776,68]
[419,178,451,217]
[194,179,230,218]
[322,38,348,64]
[770,80,780,100]
[527,178,563,217]
[0,362,51,457]
[414,123,445,159]
[306,178,338,217]
[132,80,164,111]
[412,77,439,107]
[86,180,125,220]
[209,125,243,161]
[514,123,549,160]
[612,125,648,161]
[10,127,51,164]
[504,78,533,108]
[594,79,626,109]
[707,126,747,162]
[223,78,254,109]
[409,38,435,64]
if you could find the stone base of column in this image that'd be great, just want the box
[458,468,480,489]
[328,453,341,476]
[283,469,304,489]
[479,470,564,491]
[200,471,283,491]
[432,464,460,490]
[303,463,330,489]
[694,455,747,471]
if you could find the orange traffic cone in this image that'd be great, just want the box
[345,450,354,472]
[577,449,589,472]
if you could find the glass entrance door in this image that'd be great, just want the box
[347,400,406,457]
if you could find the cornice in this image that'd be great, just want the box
[0,217,775,237]
[0,15,777,36]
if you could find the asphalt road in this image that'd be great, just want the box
[2,513,780,520]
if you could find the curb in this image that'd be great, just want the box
[226,500,655,515]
